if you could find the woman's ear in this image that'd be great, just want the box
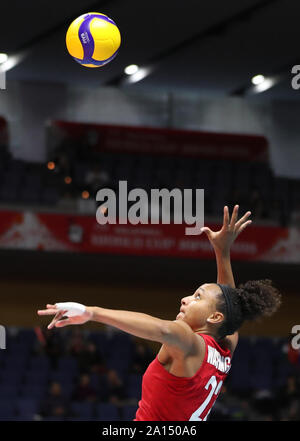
[207,311,224,325]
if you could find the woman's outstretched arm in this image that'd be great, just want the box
[37,303,198,355]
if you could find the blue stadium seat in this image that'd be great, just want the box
[23,371,49,386]
[88,372,101,391]
[228,365,252,393]
[4,354,29,373]
[227,342,252,393]
[7,340,31,355]
[71,401,94,419]
[96,403,119,421]
[42,416,64,421]
[251,371,272,391]
[0,400,16,419]
[20,383,47,399]
[0,383,20,398]
[16,398,39,419]
[18,328,36,343]
[251,339,275,388]
[90,333,116,359]
[28,356,51,371]
[122,405,138,421]
[105,333,134,370]
[0,369,23,387]
[273,358,293,389]
[65,416,98,421]
[49,371,76,384]
[57,356,78,373]
[126,374,142,400]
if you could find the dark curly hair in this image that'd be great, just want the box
[216,279,282,339]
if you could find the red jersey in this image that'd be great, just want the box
[134,334,231,421]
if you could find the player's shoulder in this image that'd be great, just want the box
[165,320,205,357]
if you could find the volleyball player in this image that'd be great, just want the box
[37,205,281,421]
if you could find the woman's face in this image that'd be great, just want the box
[176,283,223,332]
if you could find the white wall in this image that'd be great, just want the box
[0,80,299,178]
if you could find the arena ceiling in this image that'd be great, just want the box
[1,0,300,99]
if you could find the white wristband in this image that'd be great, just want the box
[55,302,86,317]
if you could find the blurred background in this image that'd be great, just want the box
[0,0,299,422]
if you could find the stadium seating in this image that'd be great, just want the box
[126,374,142,400]
[16,398,39,419]
[97,402,119,421]
[0,153,298,227]
[0,326,295,421]
[0,399,16,420]
[122,405,138,421]
[71,401,95,419]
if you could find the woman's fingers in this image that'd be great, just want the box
[223,206,230,228]
[235,211,252,231]
[47,310,67,329]
[236,219,252,235]
[37,303,76,330]
[37,308,58,316]
[229,205,239,229]
[37,304,58,315]
[55,318,74,328]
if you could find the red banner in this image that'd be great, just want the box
[0,210,297,263]
[50,121,269,161]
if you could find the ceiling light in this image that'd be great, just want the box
[0,53,8,64]
[251,74,265,86]
[0,54,23,72]
[124,64,139,75]
[253,77,275,93]
[126,67,151,84]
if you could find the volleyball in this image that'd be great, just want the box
[66,12,121,68]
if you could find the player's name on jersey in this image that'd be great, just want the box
[207,346,231,373]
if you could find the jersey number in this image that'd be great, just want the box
[189,375,223,421]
